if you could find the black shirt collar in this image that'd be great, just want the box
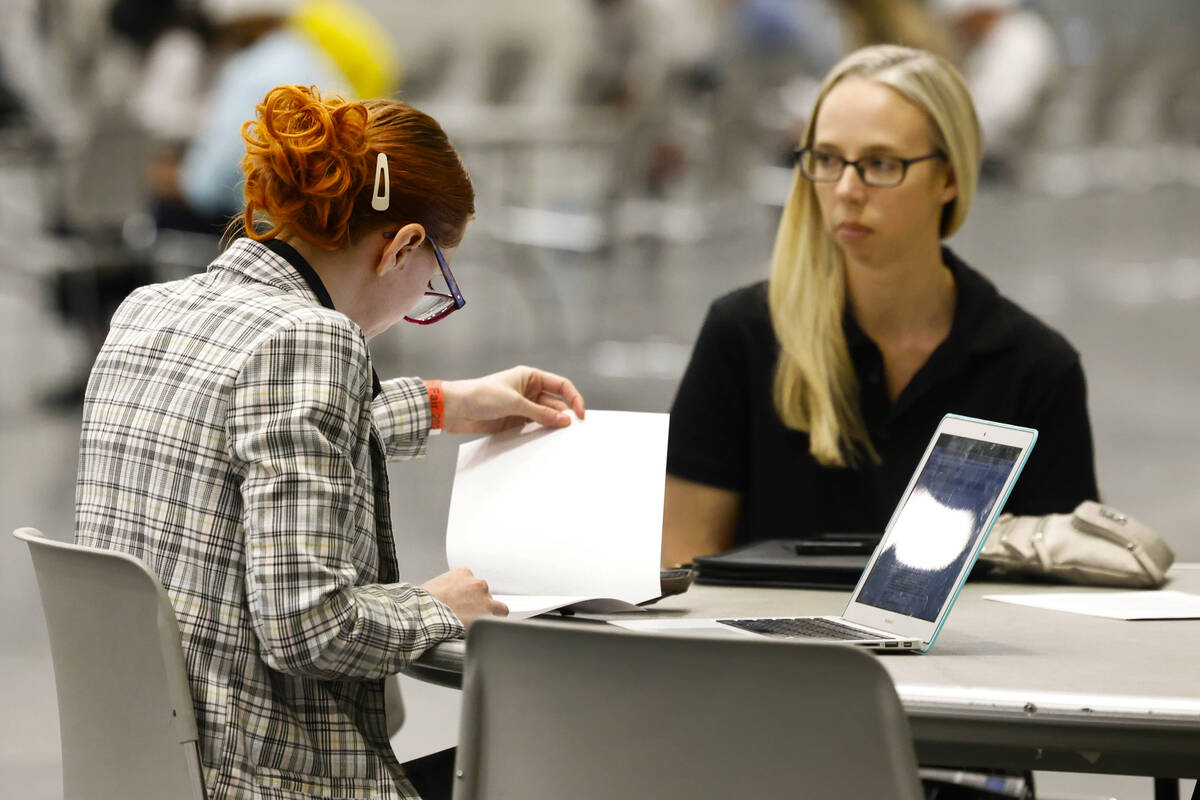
[941,246,1004,356]
[843,246,1007,360]
[262,238,383,399]
[263,238,335,307]
[843,246,1015,425]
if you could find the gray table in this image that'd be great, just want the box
[407,565,1200,779]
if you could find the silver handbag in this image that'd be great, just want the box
[979,501,1175,588]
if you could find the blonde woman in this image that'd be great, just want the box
[663,45,1097,566]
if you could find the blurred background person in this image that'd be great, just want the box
[153,0,400,226]
[837,0,957,58]
[36,0,400,406]
[725,0,956,172]
[115,0,214,146]
[933,0,1060,178]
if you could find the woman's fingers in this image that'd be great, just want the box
[526,368,585,420]
[536,392,570,413]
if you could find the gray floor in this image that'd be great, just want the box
[2,177,1199,797]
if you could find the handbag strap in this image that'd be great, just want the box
[1028,515,1054,573]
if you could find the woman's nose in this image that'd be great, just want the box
[834,163,867,200]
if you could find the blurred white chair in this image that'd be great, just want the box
[452,618,924,800]
[13,527,208,800]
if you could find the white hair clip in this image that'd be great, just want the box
[371,152,390,211]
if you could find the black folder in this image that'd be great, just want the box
[691,536,878,590]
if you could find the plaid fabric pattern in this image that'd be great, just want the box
[75,238,464,800]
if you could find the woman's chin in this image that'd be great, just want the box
[835,237,879,265]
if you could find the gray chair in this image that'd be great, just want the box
[13,527,208,800]
[453,618,923,800]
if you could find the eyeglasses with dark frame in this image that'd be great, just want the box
[403,235,466,325]
[795,147,946,188]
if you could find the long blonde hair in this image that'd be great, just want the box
[768,45,981,468]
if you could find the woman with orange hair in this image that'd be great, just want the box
[75,85,585,800]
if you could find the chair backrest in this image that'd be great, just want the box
[454,618,924,800]
[13,528,208,800]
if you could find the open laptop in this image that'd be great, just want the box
[613,414,1036,652]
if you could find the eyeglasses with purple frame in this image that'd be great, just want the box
[404,235,466,325]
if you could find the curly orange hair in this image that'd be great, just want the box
[239,85,474,250]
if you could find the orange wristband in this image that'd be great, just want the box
[425,379,444,430]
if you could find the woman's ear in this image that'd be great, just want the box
[939,165,959,205]
[376,223,426,277]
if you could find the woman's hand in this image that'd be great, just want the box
[421,568,509,628]
[441,366,586,435]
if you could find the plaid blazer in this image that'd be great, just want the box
[76,238,464,800]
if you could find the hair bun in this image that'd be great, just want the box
[241,85,371,249]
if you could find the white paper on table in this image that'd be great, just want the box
[983,590,1200,620]
[495,595,597,620]
[446,409,666,613]
[495,595,646,621]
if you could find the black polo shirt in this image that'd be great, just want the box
[666,247,1099,545]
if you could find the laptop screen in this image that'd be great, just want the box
[855,433,1022,622]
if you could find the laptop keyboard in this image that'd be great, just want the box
[716,617,886,641]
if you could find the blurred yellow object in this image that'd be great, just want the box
[291,0,401,98]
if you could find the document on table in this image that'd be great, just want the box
[445,410,667,619]
[984,590,1200,620]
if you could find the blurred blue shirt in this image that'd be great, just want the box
[179,29,347,215]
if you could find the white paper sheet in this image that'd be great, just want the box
[446,410,667,614]
[495,595,601,620]
[983,590,1200,620]
[495,595,646,621]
